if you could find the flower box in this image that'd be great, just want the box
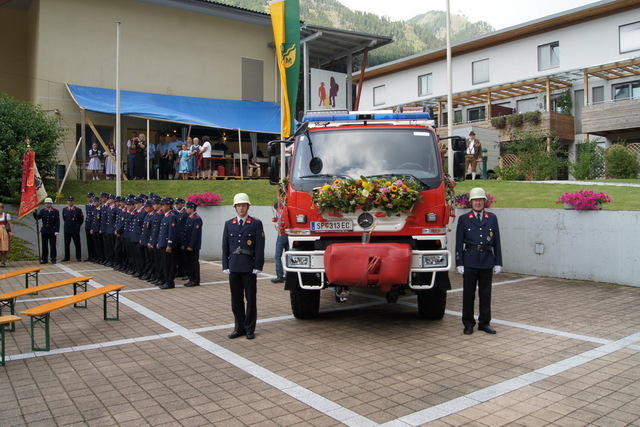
[557,190,610,211]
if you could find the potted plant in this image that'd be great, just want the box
[454,192,496,209]
[186,192,223,207]
[556,190,611,210]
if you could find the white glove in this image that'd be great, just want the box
[252,269,261,275]
[456,266,464,274]
[54,232,59,236]
[494,265,503,274]
[223,269,230,275]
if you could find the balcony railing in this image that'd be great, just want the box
[581,98,640,136]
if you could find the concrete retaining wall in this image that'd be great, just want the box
[8,205,640,286]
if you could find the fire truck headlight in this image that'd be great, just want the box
[287,254,311,268]
[422,254,447,268]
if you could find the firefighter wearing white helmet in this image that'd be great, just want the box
[222,192,265,340]
[455,187,502,336]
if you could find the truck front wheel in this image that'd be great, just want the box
[288,272,320,319]
[417,287,447,320]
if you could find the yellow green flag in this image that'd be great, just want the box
[269,0,300,138]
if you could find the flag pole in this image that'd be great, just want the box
[115,21,122,196]
[446,0,454,177]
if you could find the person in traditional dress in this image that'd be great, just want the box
[0,203,12,267]
[177,144,191,180]
[87,143,102,180]
[104,143,117,179]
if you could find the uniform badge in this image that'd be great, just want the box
[247,239,253,246]
[489,231,493,237]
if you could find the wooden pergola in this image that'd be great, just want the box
[583,57,640,105]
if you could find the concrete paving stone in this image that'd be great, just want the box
[177,414,211,426]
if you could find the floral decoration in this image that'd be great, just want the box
[556,190,611,210]
[444,174,456,206]
[312,176,422,216]
[186,192,223,207]
[454,192,496,209]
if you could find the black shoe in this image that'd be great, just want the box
[271,277,285,283]
[184,282,200,287]
[159,283,175,289]
[479,325,496,334]
[51,260,56,264]
[246,332,255,340]
[140,275,151,281]
[464,326,474,335]
[76,259,82,262]
[228,330,245,339]
[62,258,70,262]
[40,260,48,264]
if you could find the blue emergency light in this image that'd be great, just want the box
[302,112,431,123]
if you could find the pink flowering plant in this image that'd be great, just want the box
[556,190,611,210]
[187,192,223,207]
[454,192,496,209]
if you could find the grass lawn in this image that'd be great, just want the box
[454,180,640,210]
[59,179,640,210]
[60,179,278,206]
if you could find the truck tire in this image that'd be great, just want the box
[417,287,447,320]
[288,272,320,319]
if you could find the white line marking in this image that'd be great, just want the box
[53,263,377,427]
[448,276,538,293]
[382,331,640,426]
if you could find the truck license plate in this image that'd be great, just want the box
[310,220,353,232]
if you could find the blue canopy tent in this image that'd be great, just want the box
[66,84,281,180]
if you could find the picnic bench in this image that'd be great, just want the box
[0,267,41,289]
[0,276,93,332]
[0,315,21,366]
[20,285,125,351]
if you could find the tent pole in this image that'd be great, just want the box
[56,137,83,202]
[115,21,122,196]
[238,129,244,180]
[80,108,86,181]
[146,119,150,180]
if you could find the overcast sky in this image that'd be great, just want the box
[337,0,600,29]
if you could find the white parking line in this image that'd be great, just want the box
[383,331,640,426]
[448,276,538,293]
[53,263,378,427]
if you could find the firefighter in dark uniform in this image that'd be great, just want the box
[456,187,503,335]
[138,200,155,281]
[90,196,103,263]
[121,199,135,274]
[181,201,202,287]
[34,197,60,264]
[157,198,177,289]
[99,194,114,266]
[222,193,265,340]
[131,197,148,277]
[173,198,188,278]
[84,192,95,261]
[148,198,164,285]
[62,196,84,262]
[112,196,124,270]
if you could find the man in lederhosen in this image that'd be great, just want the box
[456,187,503,335]
[222,193,265,340]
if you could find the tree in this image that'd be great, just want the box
[0,93,65,203]
[571,139,604,180]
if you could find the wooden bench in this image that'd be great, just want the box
[0,267,41,289]
[0,276,93,332]
[20,285,125,351]
[0,315,21,366]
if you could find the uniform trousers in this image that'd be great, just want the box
[103,234,113,263]
[184,249,200,285]
[41,233,57,263]
[175,248,185,276]
[462,267,493,328]
[143,246,155,276]
[229,272,257,334]
[160,249,176,285]
[154,247,164,280]
[93,233,103,261]
[85,229,94,260]
[113,235,123,266]
[63,232,81,260]
[135,244,146,275]
[127,241,137,271]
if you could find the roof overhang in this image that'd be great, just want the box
[359,0,640,81]
[584,57,640,80]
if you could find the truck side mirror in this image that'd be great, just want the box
[268,140,288,185]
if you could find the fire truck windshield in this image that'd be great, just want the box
[291,127,441,192]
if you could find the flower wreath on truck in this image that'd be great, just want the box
[312,176,422,217]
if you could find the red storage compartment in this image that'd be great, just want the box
[324,243,412,292]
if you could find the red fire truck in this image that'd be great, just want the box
[269,111,453,319]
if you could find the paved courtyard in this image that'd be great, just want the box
[1,260,639,426]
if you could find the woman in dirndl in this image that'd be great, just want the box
[0,203,12,267]
[104,143,117,179]
[87,143,102,180]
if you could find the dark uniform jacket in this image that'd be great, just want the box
[139,211,154,246]
[131,208,148,243]
[99,204,110,234]
[85,203,95,231]
[455,210,502,269]
[35,207,60,235]
[181,213,203,251]
[62,206,84,234]
[90,206,102,233]
[122,209,134,241]
[222,216,265,273]
[157,211,177,249]
[173,208,189,247]
[147,210,163,247]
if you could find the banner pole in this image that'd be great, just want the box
[115,21,122,196]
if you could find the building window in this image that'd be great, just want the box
[441,110,462,126]
[620,21,640,53]
[612,80,640,101]
[592,86,604,104]
[242,58,264,101]
[538,41,560,71]
[418,73,433,97]
[373,85,385,106]
[467,106,486,122]
[472,59,489,85]
[516,98,538,113]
